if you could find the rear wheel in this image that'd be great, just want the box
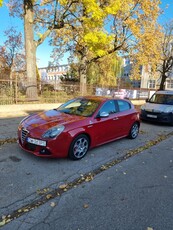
[68,134,89,160]
[128,122,139,139]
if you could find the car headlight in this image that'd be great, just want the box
[164,106,173,113]
[42,125,65,138]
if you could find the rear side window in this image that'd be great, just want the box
[117,100,131,112]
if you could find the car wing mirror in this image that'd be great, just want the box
[97,111,109,118]
[146,98,149,102]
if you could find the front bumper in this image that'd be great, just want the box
[140,110,173,124]
[18,129,70,158]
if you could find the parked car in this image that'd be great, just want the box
[18,96,140,160]
[140,90,173,125]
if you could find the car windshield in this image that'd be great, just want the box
[57,98,101,117]
[149,93,173,105]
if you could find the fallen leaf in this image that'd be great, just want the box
[59,184,68,189]
[46,194,52,199]
[24,209,29,212]
[50,202,56,207]
[83,204,89,208]
[0,219,6,227]
[37,188,50,195]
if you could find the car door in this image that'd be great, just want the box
[115,99,134,136]
[93,100,122,145]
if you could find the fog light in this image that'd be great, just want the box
[40,149,51,155]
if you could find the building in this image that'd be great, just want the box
[121,57,141,88]
[38,64,70,89]
[122,57,173,90]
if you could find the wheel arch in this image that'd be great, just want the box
[71,132,91,148]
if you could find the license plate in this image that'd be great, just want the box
[27,137,46,147]
[147,114,157,118]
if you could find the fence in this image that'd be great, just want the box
[0,78,155,105]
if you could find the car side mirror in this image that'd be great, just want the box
[97,111,109,118]
[146,98,149,102]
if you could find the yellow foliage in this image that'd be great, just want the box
[104,0,121,15]
[83,31,113,56]
[59,0,67,5]
[0,0,3,6]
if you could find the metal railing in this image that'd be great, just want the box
[0,78,155,105]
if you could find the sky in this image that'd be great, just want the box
[0,0,173,68]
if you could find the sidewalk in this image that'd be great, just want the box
[0,103,61,118]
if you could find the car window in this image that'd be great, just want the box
[149,93,173,105]
[57,98,100,117]
[117,100,131,112]
[99,100,116,115]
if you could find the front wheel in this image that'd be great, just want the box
[68,134,90,160]
[128,122,139,139]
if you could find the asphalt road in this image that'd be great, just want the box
[0,121,173,230]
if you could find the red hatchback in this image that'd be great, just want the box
[18,96,140,160]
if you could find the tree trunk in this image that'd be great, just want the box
[24,0,38,100]
[159,74,167,90]
[79,52,87,95]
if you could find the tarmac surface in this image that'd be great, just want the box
[1,101,173,229]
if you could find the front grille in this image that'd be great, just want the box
[26,143,36,151]
[146,111,161,115]
[21,128,29,144]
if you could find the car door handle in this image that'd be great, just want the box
[113,117,119,120]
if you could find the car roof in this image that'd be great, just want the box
[79,96,132,103]
[156,90,173,95]
[78,96,108,102]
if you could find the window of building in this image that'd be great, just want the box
[166,79,173,89]
[148,80,155,89]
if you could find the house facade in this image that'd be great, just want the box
[38,64,70,89]
[122,57,173,90]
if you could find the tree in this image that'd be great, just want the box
[52,0,162,93]
[9,0,79,99]
[157,21,173,90]
[0,27,25,80]
[87,54,122,87]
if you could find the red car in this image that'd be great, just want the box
[18,96,140,160]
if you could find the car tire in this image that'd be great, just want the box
[128,122,139,139]
[68,134,90,160]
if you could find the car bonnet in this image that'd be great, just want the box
[22,109,87,134]
[144,102,173,113]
